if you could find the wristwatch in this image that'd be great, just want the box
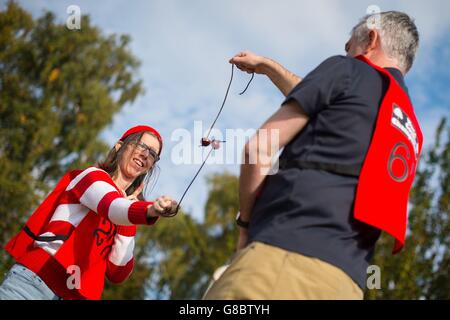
[235,212,250,229]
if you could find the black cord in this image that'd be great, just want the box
[172,64,254,215]
[169,147,214,215]
[204,64,235,141]
[239,72,254,95]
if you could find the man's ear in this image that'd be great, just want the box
[366,29,380,53]
[114,141,124,152]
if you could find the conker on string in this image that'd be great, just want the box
[201,137,211,147]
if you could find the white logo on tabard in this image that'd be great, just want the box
[391,104,419,157]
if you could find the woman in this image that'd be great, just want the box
[0,125,177,300]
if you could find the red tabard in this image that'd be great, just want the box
[354,55,423,254]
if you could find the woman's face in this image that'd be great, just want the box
[118,132,161,179]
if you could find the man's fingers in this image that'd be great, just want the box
[233,57,246,64]
[232,60,255,72]
[230,54,247,63]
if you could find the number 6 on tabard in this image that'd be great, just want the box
[388,142,410,182]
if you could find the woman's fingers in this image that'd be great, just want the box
[152,196,179,216]
[162,199,173,212]
[162,196,171,202]
[153,201,164,213]
[153,197,168,213]
[153,197,170,212]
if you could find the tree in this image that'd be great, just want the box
[0,1,143,277]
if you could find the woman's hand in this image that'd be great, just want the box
[229,51,267,74]
[147,196,178,218]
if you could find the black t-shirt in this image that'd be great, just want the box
[248,55,408,289]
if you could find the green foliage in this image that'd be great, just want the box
[0,1,143,277]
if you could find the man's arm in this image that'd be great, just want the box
[238,100,309,249]
[230,51,302,96]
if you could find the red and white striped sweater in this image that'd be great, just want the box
[5,167,158,300]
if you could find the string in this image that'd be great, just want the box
[239,72,254,95]
[204,64,234,141]
[167,147,214,216]
[171,65,254,215]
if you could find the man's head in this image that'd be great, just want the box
[345,11,419,74]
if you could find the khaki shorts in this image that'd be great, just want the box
[203,241,363,300]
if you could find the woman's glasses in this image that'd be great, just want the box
[132,141,160,162]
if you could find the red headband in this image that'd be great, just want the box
[120,125,163,154]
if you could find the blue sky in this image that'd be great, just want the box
[5,0,450,220]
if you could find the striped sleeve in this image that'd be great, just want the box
[67,167,158,226]
[106,225,136,284]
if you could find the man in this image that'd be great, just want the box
[204,11,422,299]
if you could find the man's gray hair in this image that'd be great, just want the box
[351,11,419,73]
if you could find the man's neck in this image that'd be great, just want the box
[363,52,404,75]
